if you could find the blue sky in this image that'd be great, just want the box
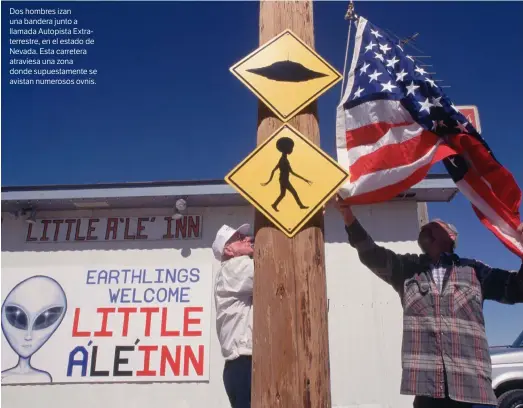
[2,1,522,345]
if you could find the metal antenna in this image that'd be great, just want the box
[400,33,419,46]
[345,0,358,21]
[382,25,452,89]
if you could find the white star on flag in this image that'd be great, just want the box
[353,87,364,99]
[455,121,469,133]
[431,96,443,107]
[371,29,383,39]
[380,81,397,92]
[406,81,419,96]
[415,66,427,75]
[438,120,447,128]
[365,41,377,53]
[368,69,382,82]
[425,78,436,88]
[359,62,370,74]
[379,43,392,54]
[374,52,385,62]
[386,57,399,68]
[396,69,407,82]
[418,97,433,113]
[432,120,438,131]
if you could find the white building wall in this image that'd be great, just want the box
[1,201,421,408]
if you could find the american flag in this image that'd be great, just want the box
[336,16,523,257]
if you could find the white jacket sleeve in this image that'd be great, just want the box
[221,256,254,296]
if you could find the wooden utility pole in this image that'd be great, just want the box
[252,1,332,407]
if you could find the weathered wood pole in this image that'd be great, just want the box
[252,1,332,407]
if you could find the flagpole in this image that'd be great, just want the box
[340,1,358,99]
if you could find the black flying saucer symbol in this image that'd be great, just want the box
[246,60,328,83]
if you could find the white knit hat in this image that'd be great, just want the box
[212,224,251,261]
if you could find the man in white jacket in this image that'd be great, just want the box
[212,223,254,408]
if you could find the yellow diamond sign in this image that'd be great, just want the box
[225,125,350,237]
[230,29,342,122]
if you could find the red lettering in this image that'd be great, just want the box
[75,219,85,241]
[188,216,200,238]
[94,307,115,337]
[175,217,187,239]
[136,345,158,376]
[72,308,90,337]
[65,219,75,241]
[40,220,51,241]
[160,345,180,376]
[161,307,180,336]
[183,307,202,336]
[87,218,99,241]
[183,345,204,376]
[105,218,118,240]
[118,307,137,336]
[163,217,174,239]
[136,217,148,240]
[53,219,63,241]
[140,307,159,336]
[26,223,37,242]
[124,218,135,240]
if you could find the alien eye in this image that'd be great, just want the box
[33,307,64,330]
[5,306,28,330]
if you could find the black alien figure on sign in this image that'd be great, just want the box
[261,137,312,212]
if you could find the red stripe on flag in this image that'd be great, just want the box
[342,144,455,204]
[346,121,413,149]
[349,131,440,182]
[451,133,521,216]
[473,206,523,258]
[463,171,521,232]
[459,170,523,257]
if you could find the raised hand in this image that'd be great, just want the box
[334,195,355,226]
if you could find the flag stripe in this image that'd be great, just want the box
[338,142,454,197]
[474,207,523,258]
[346,122,424,161]
[456,178,523,256]
[339,146,450,204]
[344,99,414,131]
[349,131,440,182]
[462,170,521,231]
[346,120,415,149]
[451,133,522,215]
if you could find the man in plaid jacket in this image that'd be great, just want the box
[335,198,523,408]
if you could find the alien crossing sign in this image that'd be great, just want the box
[230,29,342,122]
[225,124,350,237]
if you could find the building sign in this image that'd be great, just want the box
[25,215,202,243]
[1,264,213,384]
[230,29,342,122]
[225,124,350,237]
[456,105,481,133]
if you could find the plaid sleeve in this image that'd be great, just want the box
[474,260,523,304]
[345,220,419,292]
